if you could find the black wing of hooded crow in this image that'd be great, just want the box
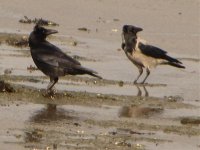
[138,42,183,64]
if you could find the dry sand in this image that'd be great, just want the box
[0,0,199,150]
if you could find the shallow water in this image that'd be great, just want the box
[0,102,199,150]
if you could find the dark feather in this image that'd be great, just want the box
[65,66,102,79]
[31,41,81,66]
[138,42,167,58]
[168,62,185,69]
[138,42,182,64]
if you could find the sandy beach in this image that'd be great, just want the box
[0,0,199,150]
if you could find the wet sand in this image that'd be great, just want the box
[0,0,200,150]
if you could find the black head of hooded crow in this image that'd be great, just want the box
[122,25,143,35]
[29,24,102,92]
[121,25,143,52]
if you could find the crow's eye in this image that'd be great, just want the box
[127,28,134,33]
[131,28,135,33]
[36,27,45,33]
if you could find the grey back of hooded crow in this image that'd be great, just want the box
[121,25,185,84]
[29,25,102,91]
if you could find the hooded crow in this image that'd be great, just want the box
[121,25,185,84]
[29,24,102,92]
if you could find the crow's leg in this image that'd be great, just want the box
[134,67,143,84]
[142,85,149,97]
[136,85,142,96]
[140,68,150,84]
[47,77,58,92]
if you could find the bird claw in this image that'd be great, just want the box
[42,88,57,99]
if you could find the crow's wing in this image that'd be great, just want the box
[32,42,81,68]
[138,42,168,59]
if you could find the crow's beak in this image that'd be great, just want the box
[46,29,58,35]
[135,26,143,32]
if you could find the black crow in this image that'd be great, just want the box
[29,24,102,92]
[121,25,185,84]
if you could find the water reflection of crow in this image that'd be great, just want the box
[29,104,75,123]
[119,85,164,118]
[136,85,149,97]
[119,105,163,118]
[25,104,77,144]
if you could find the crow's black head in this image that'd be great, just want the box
[121,25,142,52]
[123,25,143,34]
[29,24,58,47]
[33,24,58,40]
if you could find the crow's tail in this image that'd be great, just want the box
[168,62,185,69]
[165,55,182,64]
[164,55,185,69]
[86,71,103,79]
[69,66,102,79]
